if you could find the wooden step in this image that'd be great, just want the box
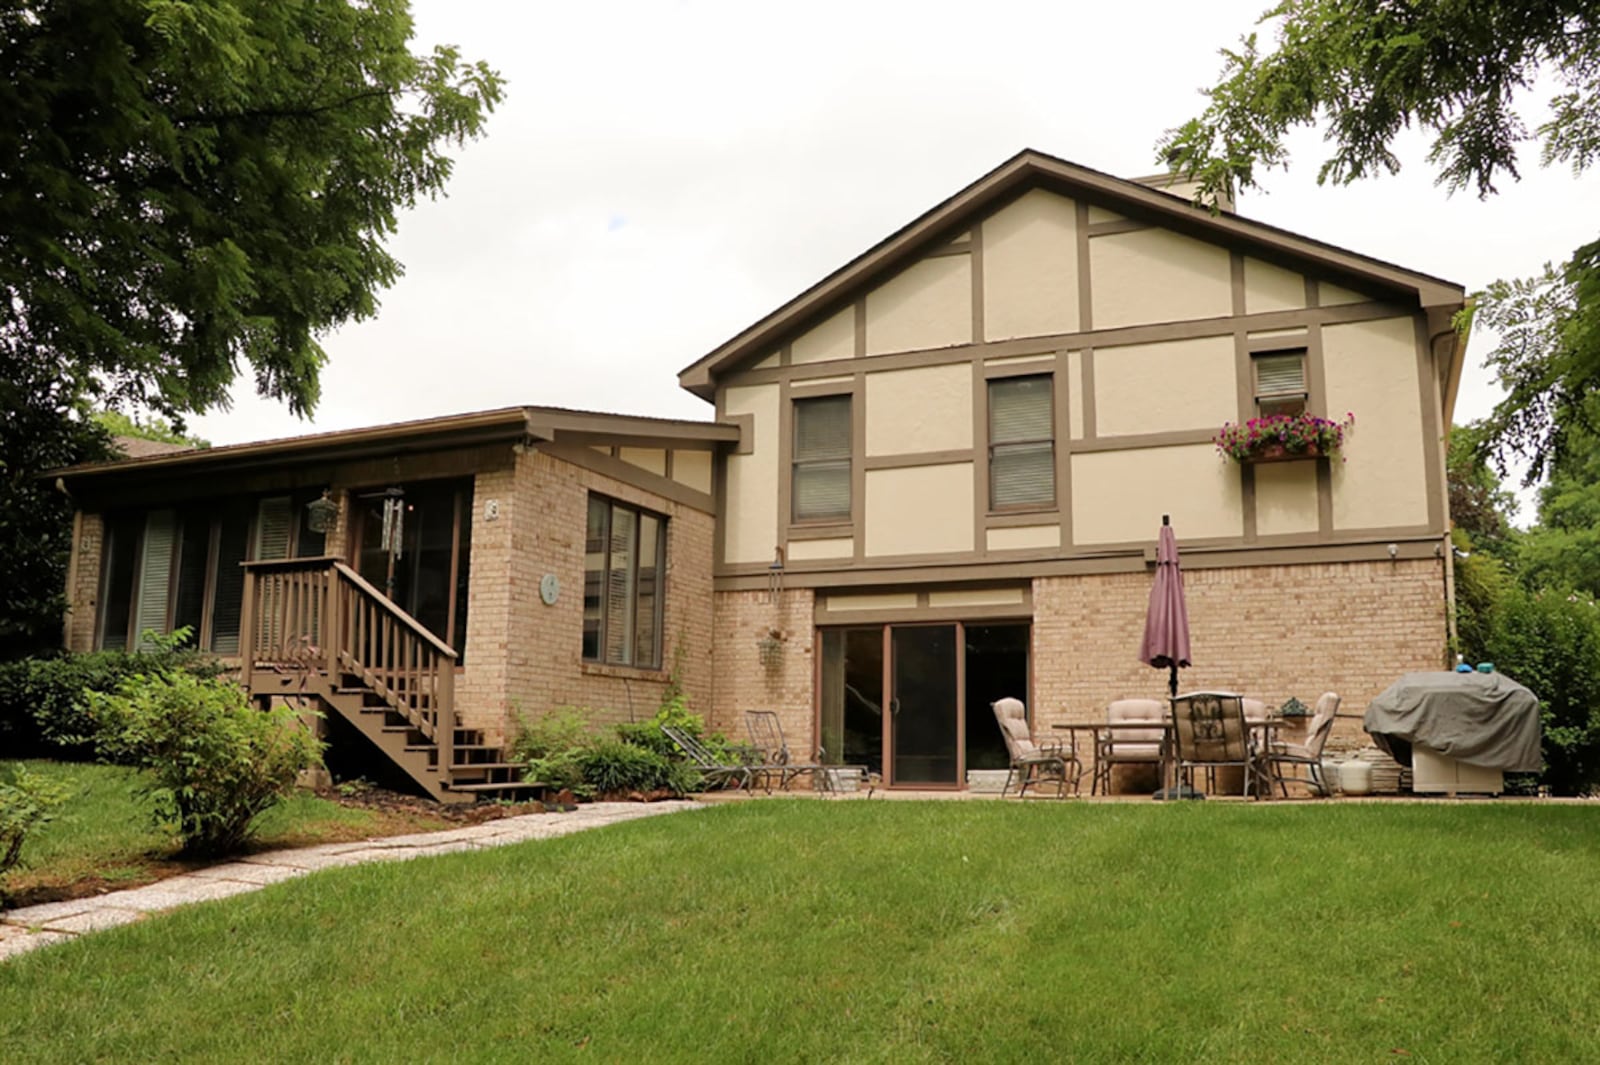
[444,780,548,795]
[448,762,523,775]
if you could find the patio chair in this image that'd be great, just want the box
[1169,691,1269,799]
[1095,698,1168,795]
[662,726,762,793]
[1262,692,1341,797]
[744,710,833,793]
[992,697,1081,798]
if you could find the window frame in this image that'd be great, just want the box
[582,494,668,671]
[1252,348,1310,418]
[790,393,854,525]
[986,372,1057,512]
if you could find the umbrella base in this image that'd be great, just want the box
[1152,784,1205,801]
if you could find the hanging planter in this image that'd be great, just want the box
[757,628,785,670]
[1215,412,1355,464]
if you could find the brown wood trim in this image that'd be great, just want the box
[1230,252,1247,317]
[816,602,1033,626]
[538,441,716,514]
[778,342,791,368]
[724,413,755,456]
[789,377,856,398]
[1075,200,1093,333]
[851,374,867,562]
[712,391,729,568]
[1241,463,1258,544]
[862,449,976,472]
[854,299,867,359]
[1080,347,1097,439]
[986,509,1060,528]
[1246,331,1309,352]
[969,221,985,343]
[983,354,1059,380]
[972,359,989,557]
[1305,277,1321,308]
[778,378,793,535]
[1055,359,1074,550]
[1086,218,1152,237]
[710,298,1418,394]
[924,241,972,258]
[715,535,1443,590]
[1070,427,1214,453]
[787,521,855,541]
[1415,315,1446,534]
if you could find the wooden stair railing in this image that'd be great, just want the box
[241,556,456,777]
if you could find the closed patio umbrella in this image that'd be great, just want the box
[1138,515,1190,699]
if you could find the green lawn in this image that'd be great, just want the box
[4,801,1599,1062]
[1,760,454,907]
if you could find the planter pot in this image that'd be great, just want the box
[966,769,1011,794]
[1339,760,1373,796]
[1243,442,1325,464]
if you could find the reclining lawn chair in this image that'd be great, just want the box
[744,710,873,796]
[662,726,762,793]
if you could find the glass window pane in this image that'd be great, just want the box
[793,460,851,521]
[794,396,851,460]
[583,496,607,661]
[172,511,212,646]
[989,376,1053,443]
[1255,352,1306,396]
[604,506,637,665]
[208,506,251,655]
[991,442,1055,508]
[634,514,661,669]
[98,513,142,651]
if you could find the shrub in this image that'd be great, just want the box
[87,672,323,856]
[0,631,225,758]
[0,765,70,873]
[576,740,677,796]
[1481,587,1600,796]
[509,705,593,762]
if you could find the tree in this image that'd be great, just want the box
[1158,0,1600,481]
[1517,408,1600,597]
[1,0,504,419]
[92,411,211,451]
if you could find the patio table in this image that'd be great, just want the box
[1056,715,1286,798]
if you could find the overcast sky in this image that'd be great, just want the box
[190,0,1593,515]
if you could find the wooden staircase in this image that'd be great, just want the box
[241,557,541,805]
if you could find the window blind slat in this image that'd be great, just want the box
[1255,353,1306,396]
[991,444,1055,508]
[989,375,1055,507]
[134,510,176,649]
[990,377,1054,443]
[794,461,851,520]
[794,396,852,460]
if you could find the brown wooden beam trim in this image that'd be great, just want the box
[789,377,855,398]
[972,358,989,556]
[1054,357,1074,550]
[1415,315,1446,534]
[970,221,986,344]
[923,241,973,258]
[1230,252,1247,318]
[1085,219,1151,237]
[1075,201,1093,333]
[1306,321,1334,536]
[1071,427,1214,453]
[778,342,792,368]
[986,509,1060,529]
[719,299,1415,392]
[1245,331,1309,353]
[815,602,1033,626]
[1080,347,1098,440]
[714,535,1442,590]
[1233,327,1255,427]
[851,373,867,561]
[539,441,717,514]
[725,413,755,456]
[787,521,855,541]
[712,391,730,569]
[1305,277,1321,308]
[853,299,867,359]
[777,378,794,535]
[983,354,1058,380]
[1241,463,1258,544]
[862,449,977,472]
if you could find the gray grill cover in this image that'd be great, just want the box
[1364,672,1542,772]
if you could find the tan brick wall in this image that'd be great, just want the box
[456,448,716,747]
[1032,558,1448,753]
[709,589,817,748]
[64,512,104,652]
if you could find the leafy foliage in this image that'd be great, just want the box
[0,763,70,873]
[0,632,225,757]
[1447,423,1519,561]
[575,740,681,797]
[0,0,504,420]
[1517,411,1600,597]
[1213,411,1354,461]
[511,698,714,799]
[87,672,323,856]
[92,410,211,450]
[1160,1,1600,477]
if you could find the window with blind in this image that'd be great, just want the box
[95,493,319,654]
[583,495,667,669]
[792,395,852,522]
[1254,350,1308,417]
[988,375,1055,509]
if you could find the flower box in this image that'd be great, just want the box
[1215,412,1354,464]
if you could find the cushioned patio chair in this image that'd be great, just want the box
[1262,692,1341,797]
[1170,691,1269,799]
[1095,698,1167,795]
[992,697,1081,798]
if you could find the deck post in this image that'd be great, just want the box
[437,658,455,782]
[238,562,257,684]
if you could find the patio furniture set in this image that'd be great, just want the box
[665,711,874,796]
[993,691,1342,800]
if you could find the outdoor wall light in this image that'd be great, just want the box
[304,489,339,535]
[1387,543,1399,560]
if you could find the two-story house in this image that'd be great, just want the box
[53,149,1466,796]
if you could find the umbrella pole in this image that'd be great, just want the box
[1169,664,1178,699]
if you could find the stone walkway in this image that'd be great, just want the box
[0,800,701,963]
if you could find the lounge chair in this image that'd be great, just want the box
[1262,692,1341,797]
[992,697,1081,798]
[744,710,827,792]
[662,726,762,793]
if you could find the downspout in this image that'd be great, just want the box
[1429,318,1464,662]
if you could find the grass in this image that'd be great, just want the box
[4,800,1600,1062]
[0,760,456,907]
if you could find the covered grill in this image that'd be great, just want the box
[1364,672,1542,795]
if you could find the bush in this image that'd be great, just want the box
[0,765,70,873]
[87,672,323,856]
[576,740,678,796]
[1481,587,1600,796]
[0,632,225,758]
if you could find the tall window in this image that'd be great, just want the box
[584,495,666,669]
[1253,349,1308,417]
[988,375,1055,509]
[792,394,852,522]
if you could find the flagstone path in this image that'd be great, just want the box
[0,799,701,962]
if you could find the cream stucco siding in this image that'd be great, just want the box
[927,587,1026,608]
[1086,205,1124,224]
[618,447,666,476]
[865,463,975,556]
[671,450,713,494]
[1071,444,1243,544]
[1093,336,1237,436]
[792,306,856,364]
[722,384,780,564]
[864,364,973,455]
[1089,229,1232,329]
[1324,317,1430,530]
[1244,258,1305,315]
[826,591,919,612]
[788,537,854,561]
[1253,463,1320,536]
[864,255,972,355]
[752,351,780,370]
[982,189,1079,341]
[986,525,1060,551]
[1320,282,1367,307]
